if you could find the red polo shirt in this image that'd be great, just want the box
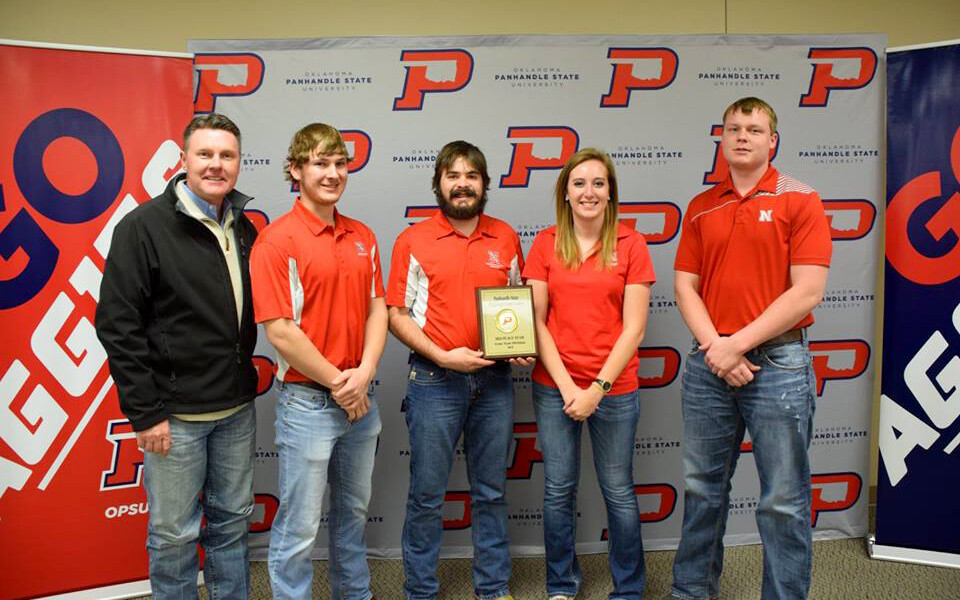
[251,200,384,382]
[674,166,832,335]
[386,212,523,351]
[523,224,656,394]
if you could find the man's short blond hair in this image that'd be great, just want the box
[284,123,351,182]
[722,97,778,135]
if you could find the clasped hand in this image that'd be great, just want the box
[701,337,760,387]
[331,366,373,421]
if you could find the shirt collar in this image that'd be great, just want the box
[293,198,350,237]
[718,165,779,200]
[616,222,635,239]
[431,211,497,240]
[180,181,233,223]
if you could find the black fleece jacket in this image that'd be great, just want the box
[95,174,258,431]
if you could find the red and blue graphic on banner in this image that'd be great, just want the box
[0,44,192,599]
[878,42,960,557]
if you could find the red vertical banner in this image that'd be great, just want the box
[0,43,192,599]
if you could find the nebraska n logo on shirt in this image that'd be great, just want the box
[759,209,773,222]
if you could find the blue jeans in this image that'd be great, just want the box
[142,401,256,600]
[533,382,646,600]
[671,340,815,600]
[268,382,381,600]
[402,354,514,600]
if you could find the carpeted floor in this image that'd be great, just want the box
[131,537,960,599]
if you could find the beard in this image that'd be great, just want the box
[436,187,487,220]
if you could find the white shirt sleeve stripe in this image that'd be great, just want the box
[370,244,378,298]
[404,255,429,329]
[509,255,521,286]
[277,257,303,382]
[689,199,739,223]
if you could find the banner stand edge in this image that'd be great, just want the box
[0,38,192,58]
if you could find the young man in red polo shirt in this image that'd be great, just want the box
[387,141,527,600]
[667,98,832,600]
[251,123,387,600]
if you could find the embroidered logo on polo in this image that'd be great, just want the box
[486,250,504,269]
[354,241,368,256]
[758,209,773,222]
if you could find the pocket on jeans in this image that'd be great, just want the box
[760,343,808,370]
[408,364,448,385]
[279,386,328,411]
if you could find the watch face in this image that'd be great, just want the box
[596,379,612,392]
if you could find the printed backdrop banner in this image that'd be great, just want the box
[187,33,884,559]
[0,43,192,599]
[874,40,960,567]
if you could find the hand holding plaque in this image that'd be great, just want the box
[476,286,538,359]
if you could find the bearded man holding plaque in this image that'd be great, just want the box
[386,140,532,600]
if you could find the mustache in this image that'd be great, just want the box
[450,187,478,198]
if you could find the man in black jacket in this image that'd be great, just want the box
[96,114,259,600]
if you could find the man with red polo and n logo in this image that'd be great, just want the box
[251,123,387,600]
[666,97,832,600]
[387,140,529,600]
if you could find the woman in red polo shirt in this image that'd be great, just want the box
[522,148,655,600]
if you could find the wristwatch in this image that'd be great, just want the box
[592,379,612,394]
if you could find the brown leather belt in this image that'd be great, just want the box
[757,328,805,349]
